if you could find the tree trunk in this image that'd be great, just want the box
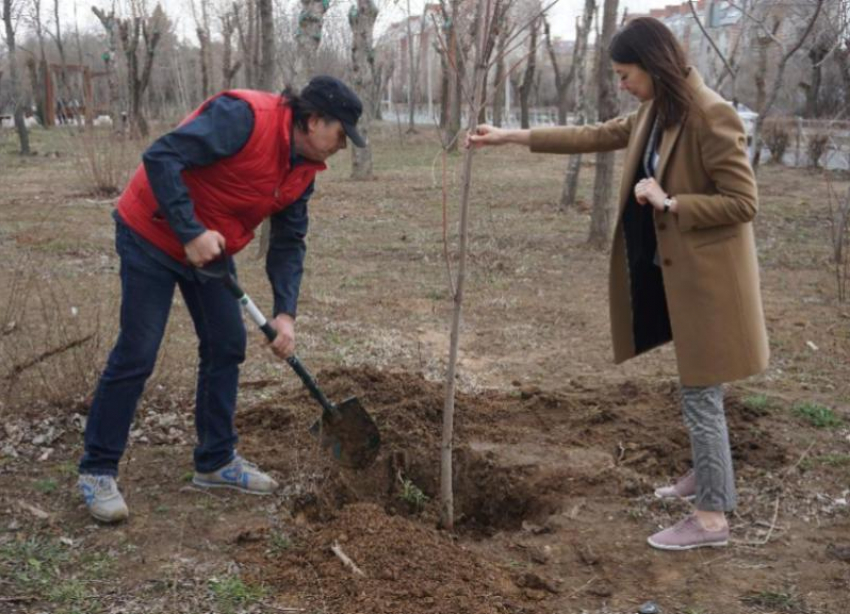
[3,0,30,154]
[349,0,379,180]
[295,0,328,88]
[449,54,463,148]
[52,0,71,122]
[560,0,596,211]
[439,48,450,129]
[805,42,828,118]
[222,9,242,89]
[519,18,539,129]
[197,26,212,98]
[491,25,507,127]
[405,0,417,132]
[837,45,850,115]
[443,0,463,151]
[587,0,619,249]
[440,0,497,532]
[543,16,574,126]
[31,0,49,127]
[754,35,770,116]
[257,0,275,91]
[235,1,257,88]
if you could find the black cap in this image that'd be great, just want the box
[301,76,366,148]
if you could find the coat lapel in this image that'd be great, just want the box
[617,103,654,215]
[654,119,686,184]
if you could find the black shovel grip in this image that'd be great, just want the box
[286,355,336,415]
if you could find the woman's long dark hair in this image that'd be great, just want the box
[609,17,691,129]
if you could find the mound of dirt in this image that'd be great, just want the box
[240,502,532,614]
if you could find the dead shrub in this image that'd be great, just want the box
[807,131,830,169]
[0,241,193,415]
[69,128,143,197]
[762,118,790,164]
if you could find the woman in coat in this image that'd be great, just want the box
[467,16,769,550]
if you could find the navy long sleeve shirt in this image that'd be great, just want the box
[117,94,312,318]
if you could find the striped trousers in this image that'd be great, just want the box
[681,385,737,512]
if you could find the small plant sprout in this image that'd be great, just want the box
[397,471,429,509]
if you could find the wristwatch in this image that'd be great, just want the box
[662,196,674,213]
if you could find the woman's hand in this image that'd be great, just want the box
[634,178,675,212]
[268,314,296,359]
[465,124,516,148]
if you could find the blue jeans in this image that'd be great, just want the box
[79,223,246,476]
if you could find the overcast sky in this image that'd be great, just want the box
[66,0,674,43]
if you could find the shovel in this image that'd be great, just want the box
[196,257,380,469]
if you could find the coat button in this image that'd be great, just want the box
[663,258,672,266]
[657,222,667,231]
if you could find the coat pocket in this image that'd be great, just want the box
[691,224,739,248]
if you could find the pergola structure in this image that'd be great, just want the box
[41,61,106,127]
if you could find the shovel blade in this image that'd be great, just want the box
[309,396,380,469]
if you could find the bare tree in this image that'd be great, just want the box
[92,6,123,128]
[543,11,581,126]
[191,0,213,98]
[349,0,380,179]
[518,15,539,128]
[3,0,30,154]
[728,0,826,167]
[587,0,619,249]
[439,0,506,531]
[116,4,165,138]
[559,0,596,211]
[800,2,848,118]
[687,0,747,103]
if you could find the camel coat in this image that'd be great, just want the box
[530,69,769,386]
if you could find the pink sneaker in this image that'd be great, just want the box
[647,515,729,551]
[654,470,696,500]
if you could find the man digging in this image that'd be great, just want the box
[77,77,366,523]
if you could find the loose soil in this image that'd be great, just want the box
[0,124,848,614]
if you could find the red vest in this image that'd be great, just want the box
[116,90,326,262]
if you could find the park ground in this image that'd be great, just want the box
[0,123,849,613]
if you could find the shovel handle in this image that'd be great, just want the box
[285,355,337,417]
[219,275,278,341]
[219,269,337,415]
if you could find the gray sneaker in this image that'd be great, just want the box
[654,469,696,500]
[78,474,129,523]
[192,455,278,495]
[647,514,729,551]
